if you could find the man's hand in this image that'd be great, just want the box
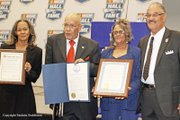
[74,58,85,63]
[177,104,180,114]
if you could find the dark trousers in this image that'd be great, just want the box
[54,116,77,120]
[141,88,179,120]
[52,104,78,120]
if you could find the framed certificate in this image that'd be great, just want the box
[93,59,133,98]
[0,49,26,85]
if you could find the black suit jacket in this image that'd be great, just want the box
[138,28,180,117]
[45,33,100,120]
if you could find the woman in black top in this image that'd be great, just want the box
[0,19,42,119]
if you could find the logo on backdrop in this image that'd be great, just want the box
[46,0,65,20]
[47,30,63,37]
[19,0,34,4]
[137,0,152,2]
[75,0,89,3]
[77,13,94,34]
[0,30,10,44]
[43,30,63,48]
[0,0,11,20]
[21,13,38,26]
[104,0,125,20]
[137,13,146,22]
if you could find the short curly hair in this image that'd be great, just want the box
[110,18,133,46]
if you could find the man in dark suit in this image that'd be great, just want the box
[45,13,100,120]
[138,2,180,120]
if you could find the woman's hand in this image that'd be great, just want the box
[115,87,131,100]
[25,62,32,73]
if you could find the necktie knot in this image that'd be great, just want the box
[69,40,75,46]
[150,37,154,45]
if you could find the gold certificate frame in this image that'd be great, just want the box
[0,49,26,85]
[93,59,133,98]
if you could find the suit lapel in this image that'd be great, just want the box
[57,34,66,61]
[155,28,171,66]
[75,36,86,59]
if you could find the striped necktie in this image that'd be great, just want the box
[143,37,154,80]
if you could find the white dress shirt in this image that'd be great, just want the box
[141,27,165,85]
[66,35,79,56]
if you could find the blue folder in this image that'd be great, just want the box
[42,63,69,104]
[42,62,90,104]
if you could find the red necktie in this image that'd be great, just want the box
[67,40,75,62]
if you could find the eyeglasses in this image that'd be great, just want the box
[64,23,79,29]
[112,30,124,36]
[145,13,164,18]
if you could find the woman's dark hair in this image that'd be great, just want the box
[6,19,36,47]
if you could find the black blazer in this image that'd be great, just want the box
[45,33,100,120]
[0,44,42,115]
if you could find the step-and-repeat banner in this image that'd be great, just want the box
[0,0,162,86]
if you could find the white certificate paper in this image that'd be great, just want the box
[66,62,90,101]
[97,62,129,93]
[0,50,25,84]
[94,59,133,97]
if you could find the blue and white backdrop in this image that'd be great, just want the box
[0,0,162,86]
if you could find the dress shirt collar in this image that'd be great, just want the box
[66,34,79,45]
[150,27,165,39]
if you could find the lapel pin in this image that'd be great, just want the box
[165,38,169,43]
